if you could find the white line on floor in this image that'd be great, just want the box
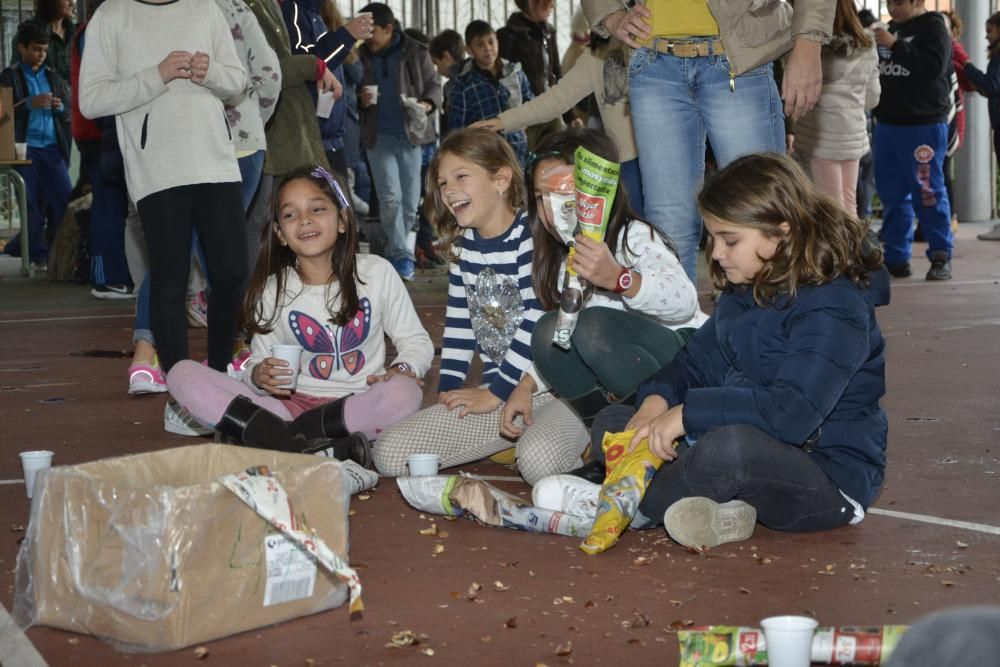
[0,479,24,485]
[890,279,1000,288]
[868,507,1000,536]
[0,314,132,325]
[0,603,48,667]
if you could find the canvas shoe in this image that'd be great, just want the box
[128,358,168,395]
[925,251,952,281]
[392,257,415,282]
[163,399,213,437]
[977,223,1000,241]
[226,348,253,380]
[663,497,757,551]
[531,474,601,518]
[187,289,209,328]
[91,283,135,300]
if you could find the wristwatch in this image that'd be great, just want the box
[613,267,634,294]
[391,362,413,375]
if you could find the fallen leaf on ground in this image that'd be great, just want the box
[357,494,371,501]
[739,587,751,595]
[419,524,438,536]
[956,541,969,549]
[494,580,510,591]
[622,611,650,629]
[421,648,435,656]
[193,646,209,659]
[505,616,518,629]
[555,640,573,656]
[433,543,445,555]
[584,600,596,609]
[467,582,482,600]
[481,635,493,642]
[942,580,957,587]
[389,630,417,647]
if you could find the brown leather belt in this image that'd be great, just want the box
[652,38,725,58]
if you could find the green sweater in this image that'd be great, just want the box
[243,0,328,175]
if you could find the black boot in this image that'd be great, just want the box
[288,397,374,469]
[567,459,607,484]
[216,396,333,453]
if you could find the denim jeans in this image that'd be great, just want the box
[592,405,854,532]
[238,150,265,212]
[629,43,785,280]
[367,133,421,262]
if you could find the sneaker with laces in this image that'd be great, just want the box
[925,251,952,281]
[977,223,1000,241]
[187,289,209,328]
[226,348,253,380]
[92,283,135,300]
[128,358,168,395]
[391,257,416,282]
[531,474,601,518]
[663,497,757,551]
[885,262,911,278]
[164,399,213,436]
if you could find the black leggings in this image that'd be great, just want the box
[592,404,856,532]
[137,182,248,373]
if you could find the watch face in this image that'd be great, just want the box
[618,271,633,291]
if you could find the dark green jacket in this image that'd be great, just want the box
[243,0,328,175]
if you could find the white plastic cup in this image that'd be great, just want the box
[407,454,440,477]
[356,11,374,38]
[20,450,53,499]
[761,615,818,667]
[14,142,27,160]
[270,344,303,390]
[316,90,335,118]
[364,84,379,105]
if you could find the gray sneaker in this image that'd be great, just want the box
[164,400,213,437]
[663,497,757,551]
[977,223,1000,241]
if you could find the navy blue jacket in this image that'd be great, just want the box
[636,277,888,508]
[963,54,1000,129]
[0,63,71,162]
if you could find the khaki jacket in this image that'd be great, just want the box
[583,0,834,76]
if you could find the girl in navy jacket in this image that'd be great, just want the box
[533,153,888,552]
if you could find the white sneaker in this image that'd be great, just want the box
[663,497,757,550]
[977,223,1000,241]
[531,474,600,518]
[163,400,213,437]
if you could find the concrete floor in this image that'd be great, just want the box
[0,225,999,666]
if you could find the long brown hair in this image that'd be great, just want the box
[425,128,525,261]
[698,152,882,305]
[241,166,363,336]
[833,0,873,49]
[525,128,674,311]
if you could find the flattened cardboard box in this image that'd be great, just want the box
[17,444,351,651]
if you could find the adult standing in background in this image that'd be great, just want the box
[583,0,834,281]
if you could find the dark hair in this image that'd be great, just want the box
[404,27,429,45]
[429,29,464,61]
[359,2,393,27]
[16,21,49,47]
[464,20,495,46]
[697,153,882,305]
[856,8,877,28]
[833,0,873,49]
[525,128,671,311]
[241,165,363,336]
[425,128,525,262]
[987,12,1000,57]
[34,0,71,24]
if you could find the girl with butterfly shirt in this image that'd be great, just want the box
[373,128,588,484]
[166,165,433,467]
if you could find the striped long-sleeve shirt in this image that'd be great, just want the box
[437,210,541,401]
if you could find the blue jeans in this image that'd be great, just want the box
[873,122,952,265]
[15,144,72,263]
[367,133,421,262]
[629,43,785,279]
[620,158,645,219]
[237,150,265,212]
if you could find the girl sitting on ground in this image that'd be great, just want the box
[373,128,587,484]
[533,153,888,551]
[166,165,433,466]
[501,128,706,483]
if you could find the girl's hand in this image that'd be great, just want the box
[625,394,669,433]
[190,52,210,85]
[601,5,652,49]
[470,118,504,132]
[629,404,685,461]
[158,51,194,83]
[571,234,623,291]
[366,364,425,386]
[439,387,502,419]
[319,68,342,99]
[346,14,374,40]
[500,375,536,438]
[872,26,895,49]
[251,357,294,397]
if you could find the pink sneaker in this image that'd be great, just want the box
[128,358,168,395]
[227,348,253,380]
[187,290,208,328]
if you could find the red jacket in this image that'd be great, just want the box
[70,21,101,142]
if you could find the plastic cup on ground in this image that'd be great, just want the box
[407,454,439,476]
[15,143,27,160]
[363,84,379,105]
[270,345,302,390]
[20,450,53,499]
[761,615,818,667]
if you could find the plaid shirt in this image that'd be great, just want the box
[447,58,534,166]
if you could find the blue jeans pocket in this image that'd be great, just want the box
[628,48,654,78]
[711,54,772,78]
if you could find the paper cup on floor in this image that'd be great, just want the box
[270,345,302,390]
[14,143,27,160]
[316,90,336,119]
[407,454,439,477]
[20,450,53,499]
[363,84,379,105]
[761,615,818,667]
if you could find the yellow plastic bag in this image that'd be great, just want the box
[579,429,664,555]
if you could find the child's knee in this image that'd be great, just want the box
[165,359,204,393]
[384,374,424,417]
[371,429,410,477]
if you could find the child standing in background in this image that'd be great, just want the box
[963,11,1000,241]
[374,129,587,484]
[447,20,534,167]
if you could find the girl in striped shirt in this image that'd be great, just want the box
[373,129,588,482]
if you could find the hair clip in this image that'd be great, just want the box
[311,165,351,211]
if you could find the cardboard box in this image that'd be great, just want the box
[14,444,353,651]
[0,87,15,161]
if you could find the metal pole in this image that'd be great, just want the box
[955,0,994,222]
